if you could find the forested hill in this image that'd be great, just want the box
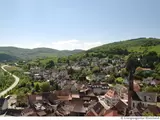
[0,53,18,62]
[1,38,160,62]
[87,37,160,56]
[68,38,160,60]
[0,47,84,62]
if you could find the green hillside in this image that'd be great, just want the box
[1,38,160,62]
[67,38,160,61]
[0,47,84,61]
[88,37,160,56]
[0,53,18,62]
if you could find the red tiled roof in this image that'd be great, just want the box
[154,80,160,85]
[136,67,151,71]
[134,82,141,92]
[72,94,80,98]
[37,111,47,116]
[28,94,43,103]
[55,90,71,96]
[55,90,72,100]
[105,89,118,98]
[86,111,96,116]
[104,110,120,116]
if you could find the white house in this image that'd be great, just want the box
[104,89,120,106]
[131,91,160,109]
[142,77,153,85]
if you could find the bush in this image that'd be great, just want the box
[107,74,115,83]
[144,85,160,92]
[116,77,124,84]
[40,82,50,92]
[92,66,100,73]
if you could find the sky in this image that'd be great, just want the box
[0,0,160,50]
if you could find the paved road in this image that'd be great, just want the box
[0,65,20,97]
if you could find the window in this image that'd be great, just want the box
[133,102,135,108]
[144,96,147,101]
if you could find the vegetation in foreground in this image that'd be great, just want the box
[0,68,15,93]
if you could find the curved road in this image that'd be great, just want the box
[0,65,20,97]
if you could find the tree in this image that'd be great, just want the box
[107,74,115,83]
[120,68,128,77]
[126,53,140,73]
[92,66,100,73]
[45,60,55,69]
[49,80,54,86]
[155,63,160,74]
[53,83,61,90]
[23,64,31,71]
[31,82,34,87]
[116,77,124,84]
[40,82,50,92]
[142,51,159,68]
[35,84,40,92]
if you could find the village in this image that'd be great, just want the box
[0,55,160,116]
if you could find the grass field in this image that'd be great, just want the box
[4,66,22,72]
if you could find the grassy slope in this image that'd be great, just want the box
[88,37,160,54]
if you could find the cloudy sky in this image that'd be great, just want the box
[0,0,160,50]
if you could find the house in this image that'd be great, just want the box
[56,99,87,116]
[133,81,141,92]
[86,100,110,116]
[56,102,73,116]
[90,84,109,95]
[123,78,129,85]
[149,80,160,86]
[142,77,153,85]
[0,98,8,115]
[27,93,55,116]
[70,83,82,94]
[114,99,128,115]
[113,84,128,98]
[136,67,152,71]
[142,105,160,116]
[28,94,43,107]
[104,89,120,106]
[47,93,60,106]
[72,94,80,99]
[33,74,43,80]
[6,109,22,116]
[104,99,128,116]
[54,90,72,101]
[24,72,31,75]
[7,95,17,109]
[104,109,120,116]
[37,111,47,116]
[131,91,160,109]
[21,108,37,116]
[70,100,87,116]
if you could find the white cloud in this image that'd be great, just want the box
[0,39,103,50]
[50,39,103,50]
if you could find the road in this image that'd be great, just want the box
[0,65,20,97]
